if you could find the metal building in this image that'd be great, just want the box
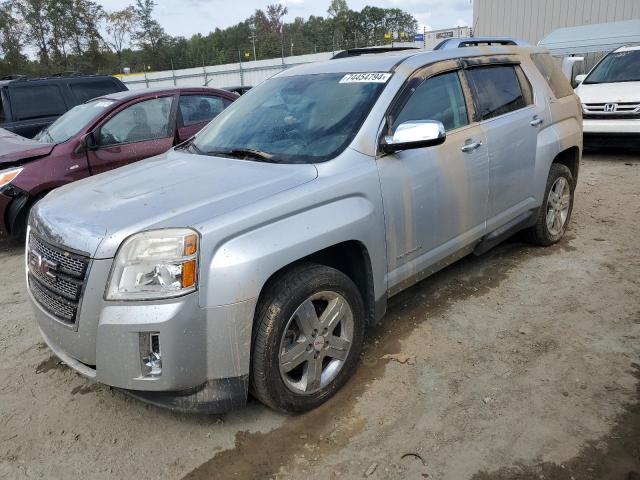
[473,0,640,45]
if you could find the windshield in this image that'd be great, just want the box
[584,48,640,84]
[191,73,390,163]
[34,98,116,144]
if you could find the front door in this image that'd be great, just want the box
[87,95,176,175]
[376,64,489,293]
[464,63,543,230]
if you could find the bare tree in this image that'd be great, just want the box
[105,6,135,72]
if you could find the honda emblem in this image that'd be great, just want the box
[603,103,617,112]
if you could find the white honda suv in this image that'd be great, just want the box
[574,44,640,146]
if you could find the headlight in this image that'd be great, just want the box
[0,167,23,189]
[106,228,199,300]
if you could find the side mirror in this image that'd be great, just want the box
[574,74,587,85]
[381,120,446,154]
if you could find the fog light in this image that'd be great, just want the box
[140,332,162,377]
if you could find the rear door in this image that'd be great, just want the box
[463,59,543,231]
[176,93,233,142]
[5,83,68,138]
[86,94,177,175]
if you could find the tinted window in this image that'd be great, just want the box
[179,95,231,126]
[466,66,526,120]
[0,96,5,123]
[393,71,468,132]
[531,53,574,98]
[584,48,640,84]
[192,73,389,164]
[70,80,124,103]
[99,96,173,146]
[9,85,67,121]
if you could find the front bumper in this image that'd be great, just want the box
[583,118,640,134]
[29,256,258,413]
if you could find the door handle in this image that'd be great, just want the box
[530,116,543,127]
[461,140,482,153]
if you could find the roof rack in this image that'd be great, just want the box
[331,46,420,59]
[433,37,528,50]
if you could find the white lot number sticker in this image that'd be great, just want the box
[339,72,392,84]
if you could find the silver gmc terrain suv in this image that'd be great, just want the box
[26,44,582,413]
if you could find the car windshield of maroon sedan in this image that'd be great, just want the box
[188,73,390,163]
[34,99,117,144]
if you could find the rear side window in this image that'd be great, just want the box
[179,95,232,127]
[70,80,124,103]
[531,53,574,98]
[9,85,67,121]
[466,65,526,120]
[393,71,469,132]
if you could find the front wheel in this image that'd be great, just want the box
[524,163,575,246]
[250,263,365,413]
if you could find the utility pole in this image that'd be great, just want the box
[249,24,257,61]
[238,49,244,87]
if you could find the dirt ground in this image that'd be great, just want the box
[0,151,639,480]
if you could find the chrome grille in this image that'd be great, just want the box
[583,101,640,119]
[28,234,87,277]
[27,233,90,326]
[28,278,77,322]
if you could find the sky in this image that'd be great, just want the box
[103,0,473,38]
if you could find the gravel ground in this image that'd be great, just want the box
[0,151,639,480]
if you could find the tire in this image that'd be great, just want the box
[523,163,575,246]
[250,263,365,413]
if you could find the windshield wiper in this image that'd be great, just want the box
[204,148,277,163]
[177,137,206,155]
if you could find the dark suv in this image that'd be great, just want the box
[0,74,127,138]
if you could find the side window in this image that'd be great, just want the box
[9,85,67,121]
[466,65,527,120]
[179,95,231,127]
[99,96,173,147]
[70,80,124,104]
[392,71,469,132]
[0,95,5,123]
[530,53,575,98]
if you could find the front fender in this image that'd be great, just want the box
[200,195,384,308]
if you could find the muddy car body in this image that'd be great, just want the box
[27,45,582,413]
[0,87,236,238]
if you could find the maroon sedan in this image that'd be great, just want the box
[0,87,237,238]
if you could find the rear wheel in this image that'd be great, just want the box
[250,263,365,413]
[524,163,575,246]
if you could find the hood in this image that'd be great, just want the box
[31,149,318,258]
[0,128,55,165]
[575,81,640,104]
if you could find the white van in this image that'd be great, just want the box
[574,44,640,145]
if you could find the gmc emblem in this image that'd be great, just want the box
[603,103,617,112]
[28,251,58,280]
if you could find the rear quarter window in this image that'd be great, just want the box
[531,53,575,98]
[9,85,67,121]
[69,80,124,103]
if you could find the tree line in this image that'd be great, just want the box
[0,0,417,78]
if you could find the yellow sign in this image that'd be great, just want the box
[244,52,251,58]
[384,32,391,39]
